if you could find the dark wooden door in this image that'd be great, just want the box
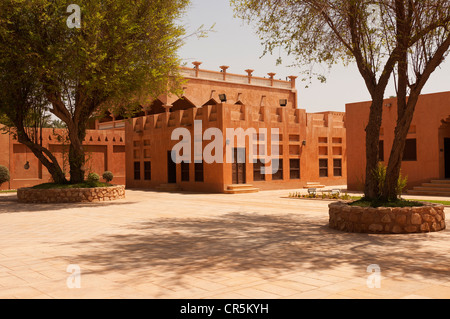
[167,150,177,184]
[445,138,450,179]
[232,148,246,184]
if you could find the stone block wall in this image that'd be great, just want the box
[329,201,446,234]
[18,185,126,204]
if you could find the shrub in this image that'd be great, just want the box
[372,162,408,199]
[87,172,100,183]
[397,173,408,198]
[0,165,10,185]
[102,171,114,183]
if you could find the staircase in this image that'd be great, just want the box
[224,184,260,194]
[155,184,182,192]
[407,180,450,197]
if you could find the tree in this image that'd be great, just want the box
[232,0,450,201]
[0,6,68,184]
[382,2,450,200]
[0,165,10,186]
[0,0,188,184]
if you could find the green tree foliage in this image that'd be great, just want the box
[102,171,114,183]
[0,165,10,186]
[0,0,189,184]
[232,0,450,201]
[87,172,100,182]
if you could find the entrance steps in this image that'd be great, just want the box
[407,180,450,197]
[155,184,182,192]
[303,182,325,189]
[224,184,260,194]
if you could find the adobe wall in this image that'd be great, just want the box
[346,91,450,191]
[126,103,347,192]
[125,104,226,193]
[0,126,126,190]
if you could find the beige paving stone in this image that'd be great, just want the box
[336,289,387,299]
[401,294,433,299]
[0,286,50,299]
[284,290,333,299]
[251,283,300,297]
[412,285,450,299]
[0,273,29,287]
[12,270,54,285]
[232,287,281,299]
[286,275,334,288]
[202,291,250,299]
[178,275,229,292]
[378,278,434,293]
[318,280,365,294]
[325,294,353,299]
[167,287,211,299]
[299,272,348,283]
[264,279,317,293]
[0,190,448,299]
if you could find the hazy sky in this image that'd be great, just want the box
[179,0,450,113]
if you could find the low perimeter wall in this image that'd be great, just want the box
[329,201,446,234]
[18,185,126,204]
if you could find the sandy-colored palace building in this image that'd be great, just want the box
[97,63,347,193]
[0,63,348,193]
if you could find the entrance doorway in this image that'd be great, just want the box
[445,138,450,179]
[167,150,177,184]
[232,148,246,184]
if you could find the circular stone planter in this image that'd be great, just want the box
[329,201,446,234]
[17,185,125,204]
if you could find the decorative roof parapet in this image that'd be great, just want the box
[180,62,296,91]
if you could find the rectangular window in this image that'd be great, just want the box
[272,159,283,180]
[403,139,417,161]
[289,159,300,180]
[289,134,300,142]
[144,162,151,181]
[195,162,204,182]
[319,159,328,177]
[379,140,385,162]
[181,162,190,182]
[333,159,342,177]
[253,161,266,181]
[134,162,141,180]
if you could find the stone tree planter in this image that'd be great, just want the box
[17,185,126,204]
[329,201,446,234]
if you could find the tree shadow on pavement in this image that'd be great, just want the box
[0,194,136,214]
[66,211,450,285]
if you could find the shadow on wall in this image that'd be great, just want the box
[64,211,450,287]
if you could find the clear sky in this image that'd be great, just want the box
[179,0,450,113]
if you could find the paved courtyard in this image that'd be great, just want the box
[0,188,449,299]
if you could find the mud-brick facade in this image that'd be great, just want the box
[124,64,347,193]
[0,126,126,190]
[346,91,450,191]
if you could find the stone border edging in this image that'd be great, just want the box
[329,201,446,234]
[17,185,126,203]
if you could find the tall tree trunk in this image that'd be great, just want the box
[67,122,87,184]
[68,143,85,184]
[381,0,410,201]
[47,91,98,185]
[16,126,67,184]
[383,94,419,201]
[383,32,450,201]
[364,94,385,199]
